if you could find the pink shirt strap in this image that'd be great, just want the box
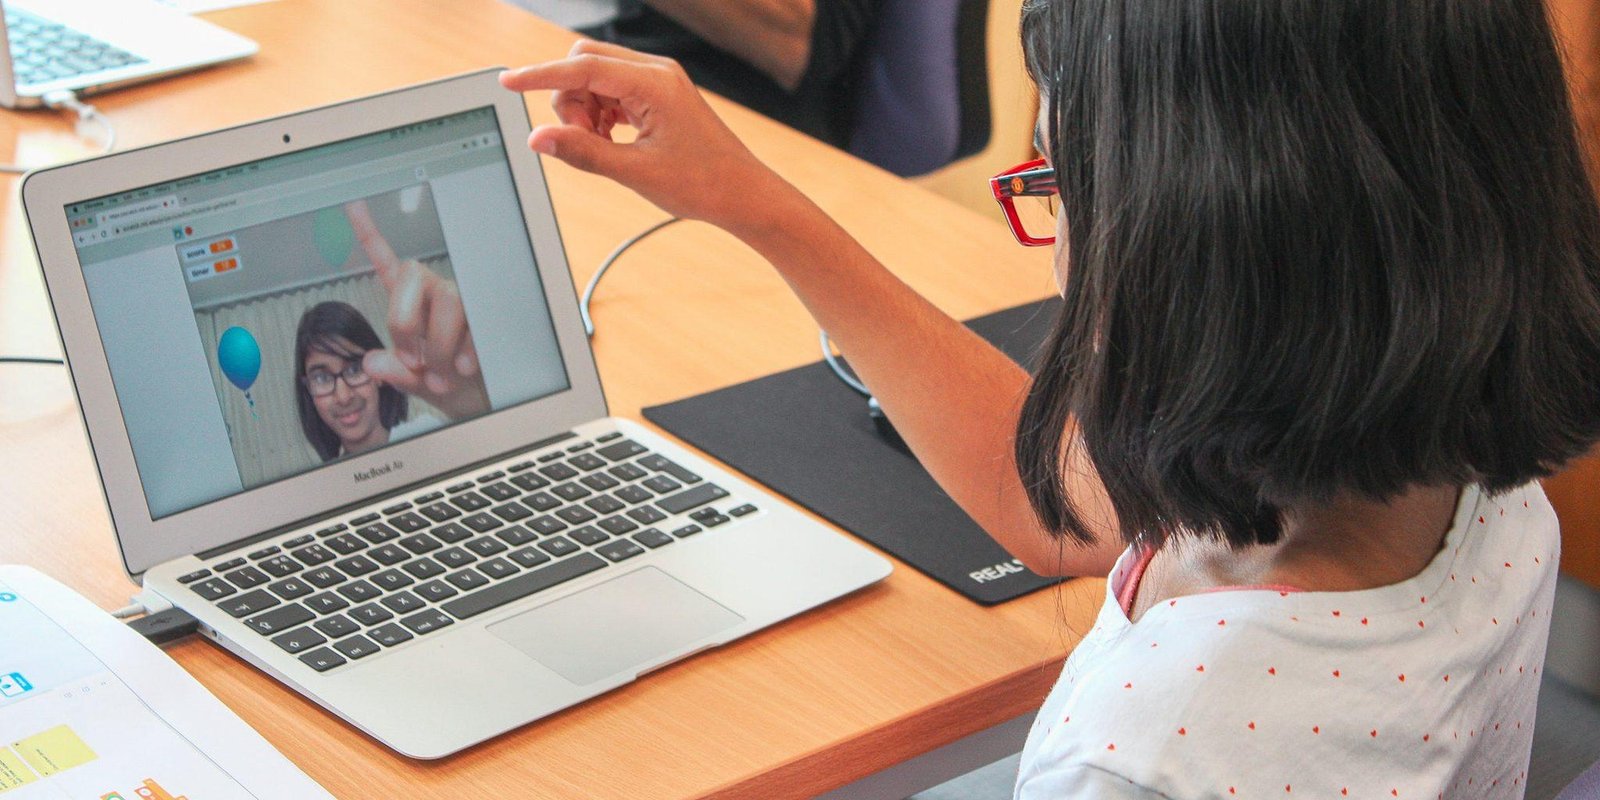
[1118,545,1305,617]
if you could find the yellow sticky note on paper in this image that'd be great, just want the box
[13,724,96,776]
[0,747,38,793]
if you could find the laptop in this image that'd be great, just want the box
[1,0,256,109]
[20,68,891,759]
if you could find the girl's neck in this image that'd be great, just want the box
[1130,485,1461,622]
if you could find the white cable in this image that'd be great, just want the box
[820,329,870,397]
[109,603,144,619]
[581,216,684,336]
[108,587,174,619]
[0,89,117,175]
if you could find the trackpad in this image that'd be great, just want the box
[488,567,745,685]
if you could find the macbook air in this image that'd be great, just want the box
[1,0,256,109]
[21,68,891,759]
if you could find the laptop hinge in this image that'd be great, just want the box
[195,430,580,561]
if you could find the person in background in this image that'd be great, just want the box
[581,0,881,147]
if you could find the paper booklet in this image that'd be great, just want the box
[0,565,333,799]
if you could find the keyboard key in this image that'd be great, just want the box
[586,495,626,515]
[537,451,565,463]
[303,567,346,589]
[580,473,621,491]
[220,590,280,618]
[615,485,655,504]
[552,482,591,502]
[224,566,270,589]
[598,516,639,536]
[414,580,459,603]
[397,532,442,554]
[257,555,302,578]
[633,528,674,548]
[569,526,609,546]
[349,603,394,626]
[465,537,508,557]
[435,547,476,569]
[509,546,552,568]
[657,483,729,515]
[566,442,594,453]
[702,514,732,527]
[597,439,648,461]
[388,512,430,533]
[248,545,281,560]
[481,481,520,502]
[628,506,668,525]
[316,523,348,538]
[292,543,336,566]
[325,533,367,555]
[538,536,580,558]
[400,610,455,636]
[508,460,538,473]
[334,634,381,661]
[528,516,567,536]
[446,568,490,592]
[314,614,359,639]
[609,463,649,482]
[729,504,759,517]
[477,470,507,484]
[370,569,414,592]
[596,432,624,442]
[492,501,533,522]
[641,476,682,495]
[523,492,562,512]
[355,523,400,544]
[447,481,475,494]
[351,512,381,526]
[334,555,379,577]
[640,454,703,484]
[284,534,315,549]
[382,501,413,515]
[496,524,538,546]
[432,522,473,543]
[556,506,597,525]
[303,592,349,615]
[569,453,607,471]
[419,502,462,523]
[299,648,346,672]
[190,578,235,601]
[477,557,519,580]
[271,627,326,654]
[462,512,503,533]
[539,463,579,481]
[380,591,426,614]
[368,623,414,647]
[268,577,313,600]
[337,580,382,603]
[414,491,444,504]
[441,552,607,620]
[402,558,446,580]
[245,603,314,635]
[177,569,211,584]
[510,473,550,492]
[450,491,491,512]
[213,557,246,572]
[671,524,702,538]
[596,540,646,562]
[369,544,410,566]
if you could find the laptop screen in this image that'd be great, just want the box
[63,106,570,520]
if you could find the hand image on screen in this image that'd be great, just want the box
[343,199,491,420]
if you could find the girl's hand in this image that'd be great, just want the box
[500,40,785,231]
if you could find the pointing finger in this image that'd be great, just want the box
[344,200,402,291]
[500,55,665,102]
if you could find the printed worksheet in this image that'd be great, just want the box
[0,566,332,799]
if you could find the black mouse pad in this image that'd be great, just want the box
[643,298,1065,605]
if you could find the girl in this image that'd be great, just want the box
[501,0,1600,794]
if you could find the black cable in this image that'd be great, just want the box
[0,357,64,365]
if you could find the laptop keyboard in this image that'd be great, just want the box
[6,8,147,88]
[174,433,760,674]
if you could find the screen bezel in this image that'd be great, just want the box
[21,69,608,578]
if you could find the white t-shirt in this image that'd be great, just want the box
[1015,483,1558,799]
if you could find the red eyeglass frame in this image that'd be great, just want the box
[989,158,1059,247]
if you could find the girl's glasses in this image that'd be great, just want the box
[989,158,1058,247]
[303,362,371,397]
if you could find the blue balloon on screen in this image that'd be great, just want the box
[217,326,261,392]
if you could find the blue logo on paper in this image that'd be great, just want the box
[0,673,31,698]
[0,593,15,602]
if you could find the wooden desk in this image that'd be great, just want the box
[0,1,1103,797]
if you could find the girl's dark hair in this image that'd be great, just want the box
[1016,0,1600,549]
[294,301,407,461]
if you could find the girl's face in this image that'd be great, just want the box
[304,340,385,455]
